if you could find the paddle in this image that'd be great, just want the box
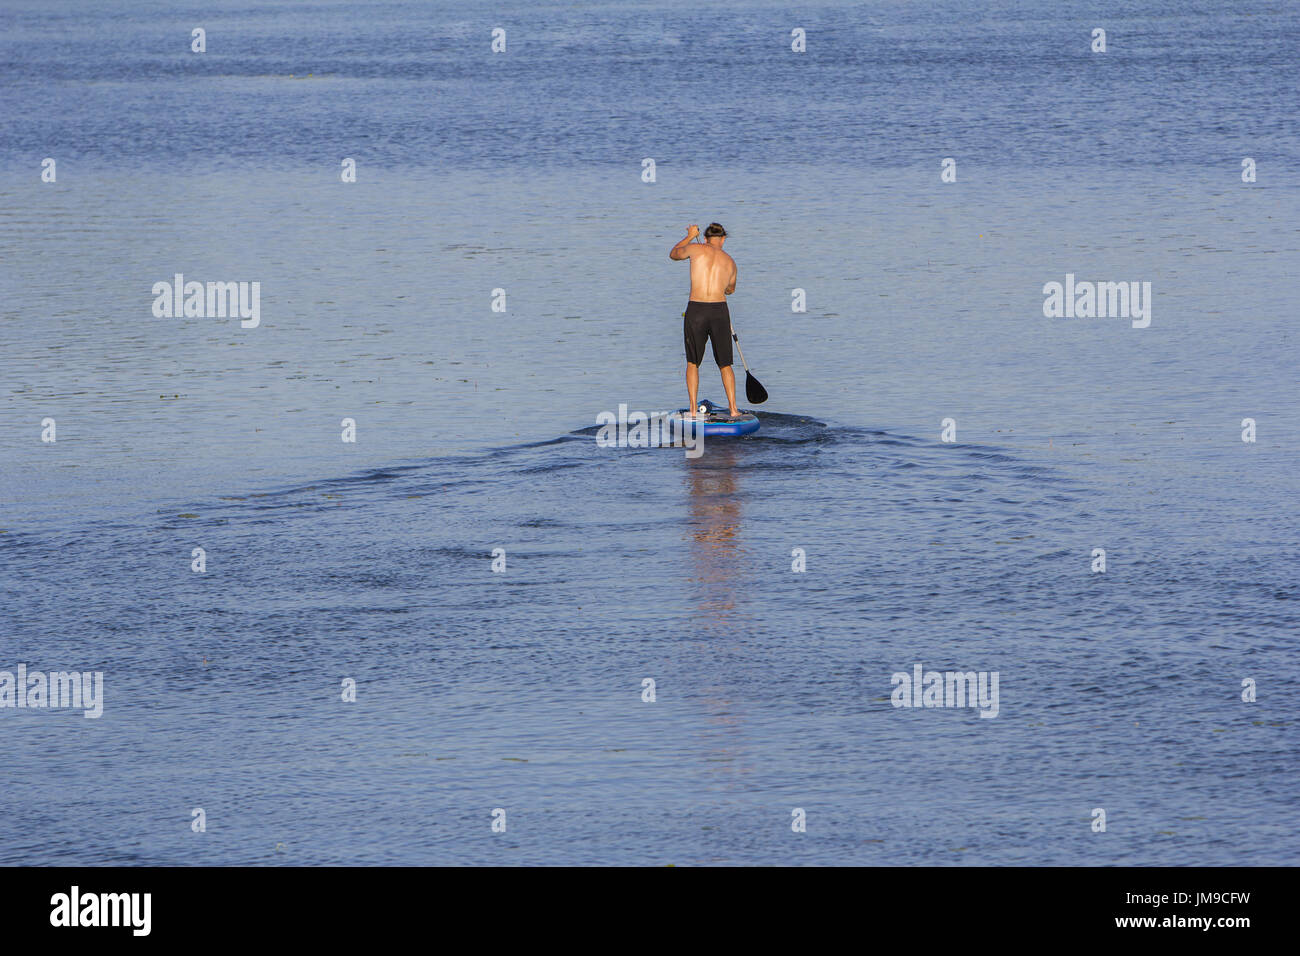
[730,324,768,404]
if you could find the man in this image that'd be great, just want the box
[669,222,740,418]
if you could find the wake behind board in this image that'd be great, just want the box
[667,399,760,437]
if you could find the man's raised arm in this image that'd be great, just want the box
[669,224,700,260]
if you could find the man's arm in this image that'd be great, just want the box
[669,224,700,260]
[725,260,737,295]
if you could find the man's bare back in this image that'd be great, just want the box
[669,224,737,301]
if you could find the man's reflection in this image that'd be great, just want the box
[685,442,742,626]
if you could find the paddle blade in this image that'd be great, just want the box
[745,372,768,404]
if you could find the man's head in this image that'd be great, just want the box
[704,222,727,245]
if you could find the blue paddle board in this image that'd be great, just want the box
[667,399,760,437]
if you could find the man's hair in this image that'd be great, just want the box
[704,222,727,238]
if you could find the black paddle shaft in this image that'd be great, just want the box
[730,327,768,404]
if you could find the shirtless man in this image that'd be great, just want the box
[669,222,740,418]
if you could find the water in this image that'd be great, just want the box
[1,0,1297,865]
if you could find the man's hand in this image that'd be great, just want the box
[686,224,699,240]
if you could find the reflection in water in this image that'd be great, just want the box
[684,441,751,800]
[686,442,742,616]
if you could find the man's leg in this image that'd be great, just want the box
[709,304,740,417]
[686,362,700,417]
[720,365,739,417]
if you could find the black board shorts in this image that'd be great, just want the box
[683,300,733,368]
